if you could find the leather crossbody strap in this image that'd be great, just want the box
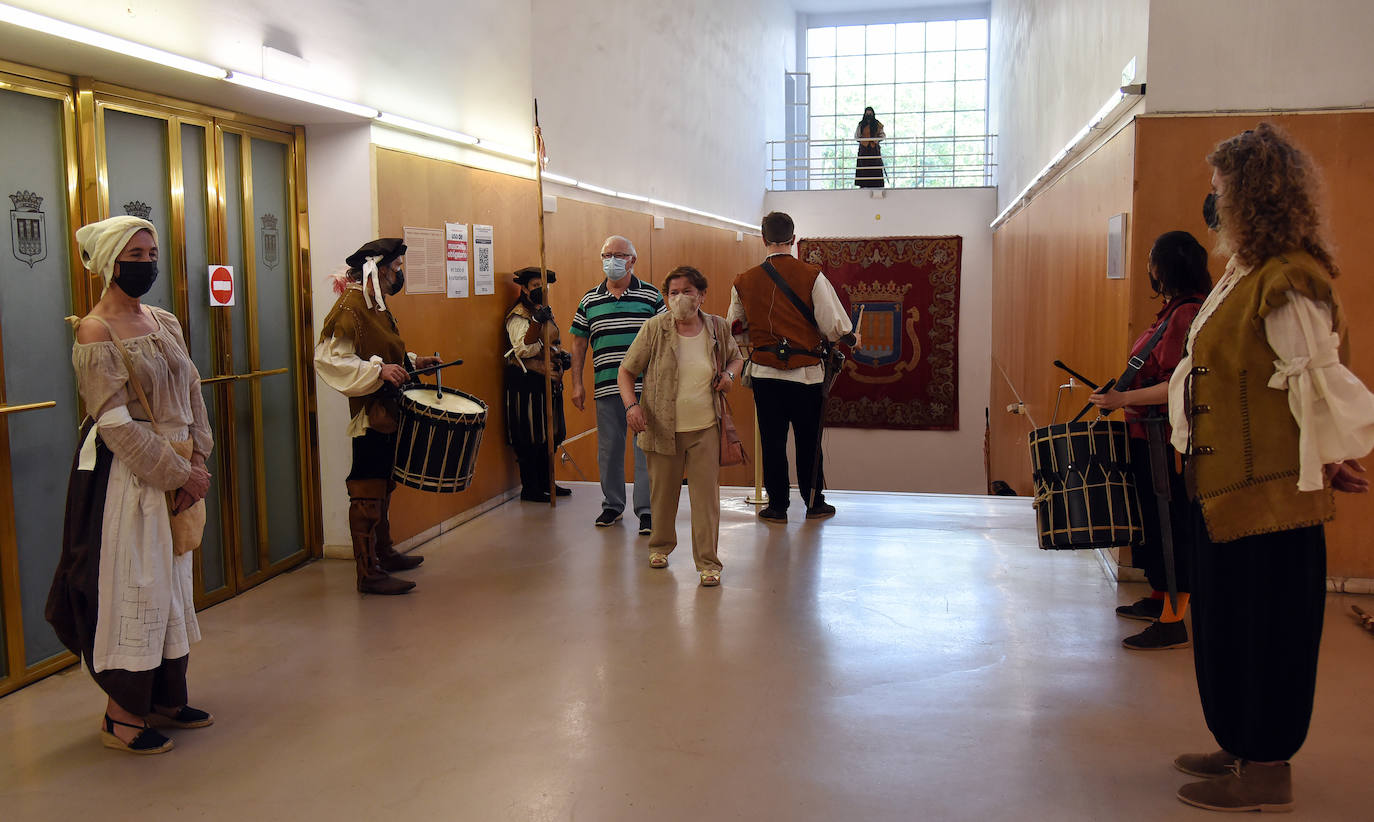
[1115,298,1202,391]
[760,259,820,333]
[82,311,161,427]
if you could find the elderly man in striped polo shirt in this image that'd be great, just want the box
[569,235,666,531]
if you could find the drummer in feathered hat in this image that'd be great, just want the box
[504,266,570,502]
[315,238,442,595]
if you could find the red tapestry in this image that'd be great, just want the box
[798,236,961,431]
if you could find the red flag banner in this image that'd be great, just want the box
[798,236,961,431]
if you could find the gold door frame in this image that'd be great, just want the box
[0,63,321,696]
[212,119,319,590]
[0,66,88,697]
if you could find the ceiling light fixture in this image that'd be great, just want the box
[225,72,379,118]
[374,112,478,145]
[0,3,226,78]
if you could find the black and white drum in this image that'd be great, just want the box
[1029,419,1143,550]
[392,385,487,493]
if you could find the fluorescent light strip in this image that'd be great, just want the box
[226,72,378,118]
[0,3,226,78]
[576,181,617,197]
[1,6,758,233]
[991,89,1139,229]
[542,172,578,186]
[479,142,537,162]
[375,112,478,145]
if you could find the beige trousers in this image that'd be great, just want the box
[646,425,722,572]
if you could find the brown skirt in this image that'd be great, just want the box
[45,419,189,715]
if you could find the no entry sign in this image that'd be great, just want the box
[208,265,234,306]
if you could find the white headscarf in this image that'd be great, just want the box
[361,255,388,311]
[74,216,158,292]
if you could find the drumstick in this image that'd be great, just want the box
[409,358,464,377]
[1069,378,1115,423]
[1052,360,1100,391]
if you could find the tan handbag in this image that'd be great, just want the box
[712,316,748,467]
[86,312,207,555]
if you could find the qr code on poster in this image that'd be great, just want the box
[477,245,491,271]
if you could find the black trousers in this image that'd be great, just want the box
[752,377,826,510]
[1191,503,1326,762]
[1128,437,1192,594]
[347,429,397,481]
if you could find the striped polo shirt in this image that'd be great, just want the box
[569,275,666,399]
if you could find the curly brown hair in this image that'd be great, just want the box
[1207,123,1339,277]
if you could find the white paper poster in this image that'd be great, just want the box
[401,226,445,294]
[473,224,495,295]
[445,222,470,298]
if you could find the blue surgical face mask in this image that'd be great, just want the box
[602,256,630,281]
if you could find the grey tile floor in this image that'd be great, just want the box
[2,486,1371,821]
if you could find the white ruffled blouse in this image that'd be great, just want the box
[1169,256,1374,491]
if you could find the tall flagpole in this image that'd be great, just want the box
[534,99,557,507]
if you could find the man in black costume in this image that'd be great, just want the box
[504,266,569,501]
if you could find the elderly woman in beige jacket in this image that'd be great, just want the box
[618,266,743,586]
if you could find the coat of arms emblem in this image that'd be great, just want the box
[260,213,280,270]
[9,190,47,268]
[123,200,152,219]
[841,280,922,384]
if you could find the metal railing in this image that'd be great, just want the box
[766,134,997,191]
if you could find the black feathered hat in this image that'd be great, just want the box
[512,266,556,285]
[346,237,406,269]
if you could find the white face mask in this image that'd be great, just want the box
[602,256,630,281]
[668,293,698,320]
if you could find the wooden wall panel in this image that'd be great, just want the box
[374,148,537,542]
[1133,113,1374,580]
[644,218,766,488]
[373,148,767,542]
[989,124,1138,496]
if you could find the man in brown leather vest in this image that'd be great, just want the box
[728,211,853,522]
[315,238,441,595]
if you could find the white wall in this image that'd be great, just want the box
[531,0,794,224]
[1145,0,1374,112]
[760,187,996,494]
[304,123,375,550]
[989,0,1149,210]
[4,0,533,141]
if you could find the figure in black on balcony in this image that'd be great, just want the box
[854,107,885,188]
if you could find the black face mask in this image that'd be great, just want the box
[387,269,405,296]
[527,287,545,304]
[114,260,157,298]
[1202,192,1220,231]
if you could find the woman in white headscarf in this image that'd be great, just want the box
[46,215,214,755]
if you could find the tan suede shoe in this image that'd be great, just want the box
[1177,761,1294,813]
[1175,749,1241,778]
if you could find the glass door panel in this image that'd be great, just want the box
[0,87,79,669]
[177,122,230,598]
[101,107,175,313]
[249,136,305,565]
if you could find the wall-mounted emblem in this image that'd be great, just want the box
[9,190,47,268]
[123,200,152,219]
[260,213,279,270]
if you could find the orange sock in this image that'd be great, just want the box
[1160,592,1190,623]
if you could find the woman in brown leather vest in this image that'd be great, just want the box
[1168,124,1374,812]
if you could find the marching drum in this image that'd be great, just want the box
[1029,419,1144,550]
[392,385,488,493]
